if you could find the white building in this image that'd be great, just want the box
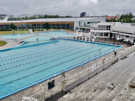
[90,22,113,38]
[74,17,106,32]
[75,21,135,44]
[112,23,135,44]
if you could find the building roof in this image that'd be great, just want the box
[112,22,135,34]
[0,17,105,24]
[97,22,114,26]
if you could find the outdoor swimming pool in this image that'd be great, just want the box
[0,31,121,99]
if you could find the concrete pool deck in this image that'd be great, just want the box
[0,38,20,50]
[0,33,40,50]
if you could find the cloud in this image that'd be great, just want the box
[90,0,99,4]
[0,0,134,16]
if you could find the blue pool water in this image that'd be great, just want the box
[0,30,74,40]
[0,34,31,39]
[0,31,121,99]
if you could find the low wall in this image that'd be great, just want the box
[117,45,135,60]
[1,45,135,101]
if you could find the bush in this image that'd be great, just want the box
[0,41,7,46]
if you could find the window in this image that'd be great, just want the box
[104,33,108,36]
[87,22,91,24]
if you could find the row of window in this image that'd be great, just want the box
[98,25,111,30]
[0,24,74,30]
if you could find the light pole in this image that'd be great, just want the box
[61,72,66,91]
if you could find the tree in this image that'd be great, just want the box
[80,12,87,17]
[119,13,134,23]
[10,23,17,30]
[10,23,17,34]
[128,12,133,19]
[43,23,50,30]
[107,13,134,23]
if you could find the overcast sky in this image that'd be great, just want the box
[0,0,134,16]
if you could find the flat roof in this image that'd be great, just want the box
[112,23,135,34]
[0,17,104,24]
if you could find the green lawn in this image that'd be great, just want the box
[0,41,7,46]
[0,30,29,35]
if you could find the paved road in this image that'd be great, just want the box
[59,52,135,101]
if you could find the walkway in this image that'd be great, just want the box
[59,52,135,101]
[0,38,19,50]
